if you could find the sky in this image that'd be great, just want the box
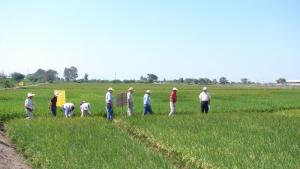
[0,0,299,82]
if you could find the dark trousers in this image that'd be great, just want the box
[144,104,152,115]
[106,104,114,121]
[201,101,209,113]
[51,106,57,116]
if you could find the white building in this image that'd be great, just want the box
[286,80,300,86]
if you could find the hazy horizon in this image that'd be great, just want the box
[1,0,299,82]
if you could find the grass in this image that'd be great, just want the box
[7,118,173,169]
[126,112,300,169]
[1,83,300,169]
[1,83,300,121]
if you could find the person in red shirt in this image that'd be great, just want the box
[168,87,177,116]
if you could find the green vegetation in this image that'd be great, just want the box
[7,118,173,169]
[0,83,299,168]
[126,112,300,168]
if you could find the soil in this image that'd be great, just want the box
[0,123,31,169]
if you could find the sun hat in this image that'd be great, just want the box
[108,87,114,91]
[128,87,134,91]
[172,87,178,91]
[27,93,35,97]
[203,87,207,91]
[54,92,59,96]
[146,90,151,93]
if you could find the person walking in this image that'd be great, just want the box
[62,103,75,118]
[199,87,211,113]
[143,90,152,115]
[80,101,91,117]
[168,87,177,116]
[24,93,35,119]
[105,87,114,121]
[49,92,59,117]
[127,87,134,117]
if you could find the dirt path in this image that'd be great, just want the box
[0,124,31,169]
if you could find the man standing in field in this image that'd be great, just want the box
[168,87,177,116]
[24,93,35,119]
[49,92,59,117]
[62,103,75,118]
[143,90,152,115]
[127,87,134,117]
[106,87,114,121]
[80,101,92,117]
[199,87,211,113]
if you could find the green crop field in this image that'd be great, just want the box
[1,83,300,169]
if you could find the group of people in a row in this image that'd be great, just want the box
[24,86,211,120]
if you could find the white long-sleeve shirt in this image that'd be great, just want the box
[25,98,34,110]
[63,103,75,116]
[127,91,133,103]
[199,92,211,102]
[143,94,151,105]
[106,92,114,105]
[80,103,90,111]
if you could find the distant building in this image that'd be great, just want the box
[286,80,300,86]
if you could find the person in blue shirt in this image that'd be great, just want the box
[143,90,152,115]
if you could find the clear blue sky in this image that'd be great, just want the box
[0,0,299,82]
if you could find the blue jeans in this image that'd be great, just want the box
[144,104,152,115]
[106,104,114,120]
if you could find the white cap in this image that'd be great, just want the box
[27,93,35,97]
[108,87,114,91]
[172,87,178,91]
[146,90,151,93]
[203,87,207,91]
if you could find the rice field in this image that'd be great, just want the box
[1,83,299,168]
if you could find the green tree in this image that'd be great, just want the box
[212,79,218,84]
[11,72,25,82]
[276,78,286,84]
[64,66,78,81]
[84,73,88,81]
[147,74,158,83]
[219,77,229,85]
[45,69,58,82]
[241,78,249,84]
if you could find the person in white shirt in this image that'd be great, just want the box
[24,93,35,119]
[127,87,134,117]
[105,87,114,121]
[80,101,91,117]
[143,90,152,115]
[199,87,211,113]
[62,103,75,118]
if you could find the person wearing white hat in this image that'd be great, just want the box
[62,103,75,118]
[199,87,211,113]
[105,87,114,121]
[168,87,178,116]
[80,101,91,117]
[49,92,59,117]
[127,87,134,116]
[24,93,35,119]
[143,90,152,115]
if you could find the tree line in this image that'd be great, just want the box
[0,66,289,88]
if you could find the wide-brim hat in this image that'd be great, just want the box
[27,93,35,97]
[128,87,134,91]
[108,87,114,91]
[146,90,151,93]
[172,87,178,91]
[54,92,59,96]
[203,87,207,91]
